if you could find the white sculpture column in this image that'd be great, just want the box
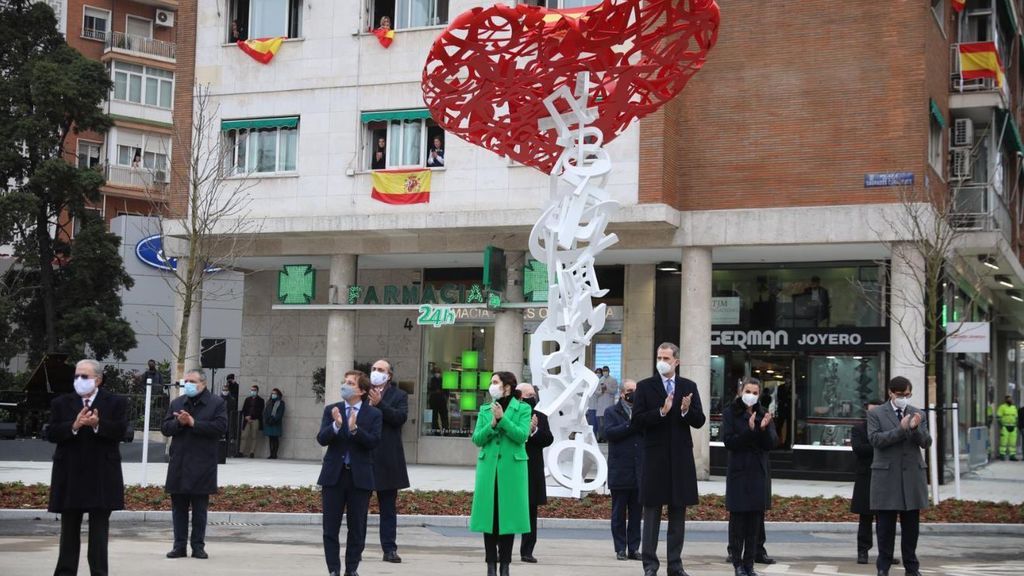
[326,254,357,406]
[679,246,712,480]
[622,264,656,382]
[889,242,926,407]
[493,251,525,376]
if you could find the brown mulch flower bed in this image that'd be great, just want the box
[1,483,1021,523]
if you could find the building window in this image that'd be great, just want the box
[421,325,494,438]
[227,0,302,42]
[929,114,943,175]
[930,0,944,26]
[82,6,110,41]
[112,62,173,109]
[72,208,104,237]
[362,111,445,169]
[77,140,102,169]
[126,15,153,40]
[371,0,449,30]
[222,117,299,175]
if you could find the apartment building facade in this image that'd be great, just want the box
[170,0,1024,480]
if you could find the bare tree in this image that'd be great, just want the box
[147,84,259,378]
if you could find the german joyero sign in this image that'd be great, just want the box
[711,327,890,352]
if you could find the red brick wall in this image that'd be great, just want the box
[639,0,938,211]
[169,0,196,219]
[65,0,175,57]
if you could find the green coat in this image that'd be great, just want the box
[468,398,531,535]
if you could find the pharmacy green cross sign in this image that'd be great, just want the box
[278,264,316,304]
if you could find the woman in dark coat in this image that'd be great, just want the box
[723,376,777,576]
[262,388,285,459]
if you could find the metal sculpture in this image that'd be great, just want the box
[422,0,720,496]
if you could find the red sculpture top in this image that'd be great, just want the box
[421,0,720,174]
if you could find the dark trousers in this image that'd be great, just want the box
[728,511,763,570]
[375,488,399,553]
[519,503,539,557]
[170,494,209,551]
[727,514,768,558]
[876,509,920,573]
[610,488,642,554]
[54,509,110,576]
[322,468,370,575]
[484,478,514,564]
[268,436,280,458]
[857,513,874,554]
[641,504,686,574]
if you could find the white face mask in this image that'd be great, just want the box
[656,360,673,376]
[370,371,389,387]
[892,396,909,410]
[741,393,759,407]
[488,383,503,401]
[74,377,96,397]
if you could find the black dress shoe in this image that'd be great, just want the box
[499,562,510,576]
[166,548,186,558]
[487,562,497,576]
[734,567,749,576]
[521,554,537,563]
[857,550,868,564]
[755,554,776,565]
[192,548,208,559]
[877,570,888,576]
[904,571,922,576]
[893,558,901,565]
[616,551,628,560]
[627,551,641,560]
[343,572,359,576]
[748,569,761,576]
[382,551,402,563]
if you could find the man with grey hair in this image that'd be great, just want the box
[604,378,642,561]
[367,358,409,563]
[161,368,228,559]
[47,358,128,576]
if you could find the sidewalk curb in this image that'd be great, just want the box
[1,509,1021,534]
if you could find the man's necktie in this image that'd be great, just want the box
[83,398,91,409]
[896,408,903,421]
[665,379,674,396]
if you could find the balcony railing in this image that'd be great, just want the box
[949,43,1009,102]
[950,183,1013,246]
[105,164,168,190]
[104,31,176,60]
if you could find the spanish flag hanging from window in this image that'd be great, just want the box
[952,0,966,12]
[959,42,1006,87]
[371,169,431,205]
[237,37,285,64]
[374,27,395,48]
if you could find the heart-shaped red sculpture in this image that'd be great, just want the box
[422,0,720,174]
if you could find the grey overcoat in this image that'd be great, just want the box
[867,402,931,511]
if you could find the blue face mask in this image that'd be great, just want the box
[183,382,199,397]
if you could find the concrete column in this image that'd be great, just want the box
[679,247,712,480]
[493,251,525,377]
[622,264,656,381]
[889,242,926,408]
[326,255,357,406]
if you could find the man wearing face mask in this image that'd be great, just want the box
[367,359,410,563]
[47,359,129,576]
[220,383,239,451]
[238,385,264,458]
[868,376,931,576]
[318,371,382,576]
[632,342,705,576]
[515,382,553,564]
[161,369,228,559]
[603,379,643,561]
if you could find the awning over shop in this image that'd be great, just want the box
[360,109,432,123]
[220,116,299,131]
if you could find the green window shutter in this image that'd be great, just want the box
[220,116,299,131]
[999,109,1024,154]
[360,109,432,123]
[929,99,946,129]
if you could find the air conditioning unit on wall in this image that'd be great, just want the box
[155,9,174,27]
[952,118,974,147]
[950,147,972,180]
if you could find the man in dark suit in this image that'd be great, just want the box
[868,377,930,576]
[238,384,264,457]
[368,358,410,563]
[318,370,382,576]
[161,369,228,559]
[632,342,706,576]
[47,358,128,576]
[516,382,553,563]
[604,379,643,561]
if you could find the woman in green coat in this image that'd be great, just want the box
[470,371,531,576]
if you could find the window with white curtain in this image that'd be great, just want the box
[228,0,302,41]
[112,62,173,109]
[372,0,448,30]
[364,114,446,169]
[223,119,299,174]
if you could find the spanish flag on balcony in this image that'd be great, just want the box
[374,27,395,48]
[371,169,431,205]
[237,37,284,64]
[952,0,965,12]
[959,42,1006,87]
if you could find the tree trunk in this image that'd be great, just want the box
[35,207,57,353]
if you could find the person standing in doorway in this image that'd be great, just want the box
[238,385,264,458]
[604,379,643,561]
[515,382,553,564]
[868,376,931,576]
[263,388,286,459]
[47,359,128,576]
[368,359,410,563]
[632,342,706,576]
[161,369,227,559]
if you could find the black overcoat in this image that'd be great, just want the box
[525,409,554,507]
[604,401,643,491]
[722,401,777,512]
[849,420,873,514]
[47,389,128,512]
[162,389,228,494]
[373,385,411,491]
[631,374,706,506]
